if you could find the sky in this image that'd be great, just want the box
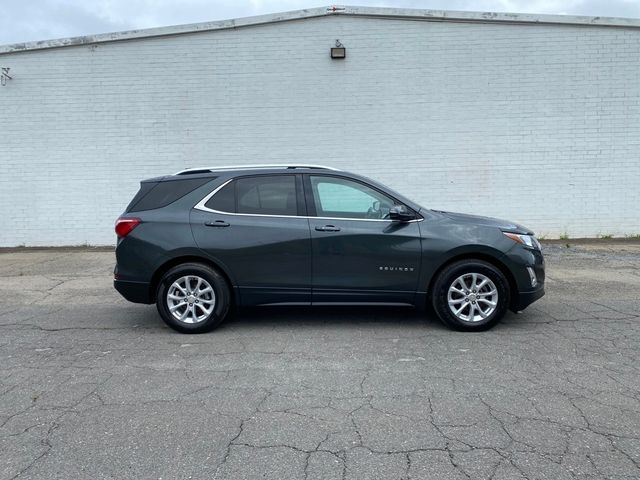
[1,0,639,45]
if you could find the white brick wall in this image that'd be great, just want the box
[1,14,639,245]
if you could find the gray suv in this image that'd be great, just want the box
[114,165,544,333]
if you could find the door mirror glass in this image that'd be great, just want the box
[389,205,415,222]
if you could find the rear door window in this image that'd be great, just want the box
[204,175,298,216]
[237,176,297,216]
[204,181,235,212]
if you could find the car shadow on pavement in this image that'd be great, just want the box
[218,306,450,333]
[129,305,524,334]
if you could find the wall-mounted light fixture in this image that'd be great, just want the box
[330,40,345,59]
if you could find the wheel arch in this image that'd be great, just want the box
[149,255,235,304]
[425,251,518,310]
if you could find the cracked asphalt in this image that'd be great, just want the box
[1,242,639,480]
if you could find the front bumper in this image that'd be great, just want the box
[505,243,545,312]
[512,285,545,312]
[114,279,152,304]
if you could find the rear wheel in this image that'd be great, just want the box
[432,260,510,331]
[156,263,230,333]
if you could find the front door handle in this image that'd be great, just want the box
[205,220,230,227]
[315,225,341,232]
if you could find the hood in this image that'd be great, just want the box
[433,210,533,235]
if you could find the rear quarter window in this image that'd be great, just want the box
[128,177,213,212]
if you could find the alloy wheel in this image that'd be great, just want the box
[166,275,216,324]
[447,273,498,323]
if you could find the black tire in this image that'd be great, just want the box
[431,259,510,331]
[156,263,231,334]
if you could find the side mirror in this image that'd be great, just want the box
[389,205,415,222]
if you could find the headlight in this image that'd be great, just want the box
[503,232,541,250]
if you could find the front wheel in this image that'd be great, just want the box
[431,260,510,331]
[156,263,231,334]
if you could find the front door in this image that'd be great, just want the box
[191,174,312,305]
[305,174,422,304]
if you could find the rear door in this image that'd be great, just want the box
[191,174,312,305]
[305,174,422,304]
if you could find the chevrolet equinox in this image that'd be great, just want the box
[114,165,544,333]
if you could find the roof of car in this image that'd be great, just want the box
[141,164,345,184]
[173,164,341,176]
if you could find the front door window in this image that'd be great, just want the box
[309,176,395,220]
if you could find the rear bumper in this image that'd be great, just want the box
[114,279,152,304]
[512,286,545,312]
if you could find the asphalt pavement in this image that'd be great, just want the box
[1,242,639,479]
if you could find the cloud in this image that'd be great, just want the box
[1,0,639,45]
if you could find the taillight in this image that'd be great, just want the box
[115,217,141,238]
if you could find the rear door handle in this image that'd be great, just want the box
[205,220,230,227]
[315,225,341,232]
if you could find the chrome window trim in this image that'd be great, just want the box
[193,178,424,223]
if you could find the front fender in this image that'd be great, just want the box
[417,217,518,296]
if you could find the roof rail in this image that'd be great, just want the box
[174,164,340,175]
